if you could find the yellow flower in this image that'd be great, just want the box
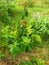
[13,30,17,35]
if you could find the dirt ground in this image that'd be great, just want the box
[0,46,49,65]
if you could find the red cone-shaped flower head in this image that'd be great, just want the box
[22,20,25,27]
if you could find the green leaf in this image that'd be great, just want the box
[33,34,41,43]
[22,36,31,44]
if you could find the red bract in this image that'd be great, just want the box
[22,20,25,27]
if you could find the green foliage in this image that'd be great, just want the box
[0,0,10,24]
[0,52,5,59]
[9,43,21,55]
[19,57,45,65]
[20,60,32,65]
[30,57,45,65]
[0,0,49,57]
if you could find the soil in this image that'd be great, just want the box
[0,47,49,65]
